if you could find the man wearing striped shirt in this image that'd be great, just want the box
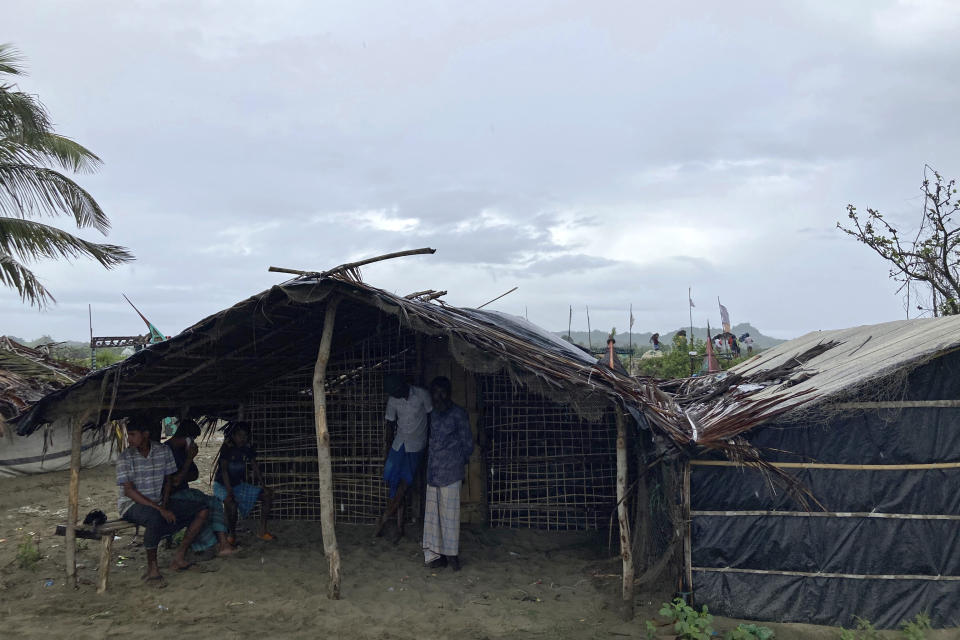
[117,422,209,585]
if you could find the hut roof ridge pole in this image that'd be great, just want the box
[313,297,342,599]
[268,247,436,279]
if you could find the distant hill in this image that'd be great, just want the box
[557,323,787,352]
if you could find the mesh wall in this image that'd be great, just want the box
[247,326,415,523]
[481,373,617,530]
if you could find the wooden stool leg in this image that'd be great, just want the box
[97,534,113,594]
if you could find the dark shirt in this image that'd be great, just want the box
[165,440,199,490]
[426,404,474,487]
[218,444,256,486]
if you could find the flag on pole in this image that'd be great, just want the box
[689,294,695,308]
[718,299,731,334]
[704,321,721,373]
[629,308,635,329]
[586,305,592,351]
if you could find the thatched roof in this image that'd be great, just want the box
[12,276,688,439]
[0,337,86,421]
[673,315,960,447]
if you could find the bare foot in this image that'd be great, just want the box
[217,544,239,557]
[169,557,193,572]
[144,574,167,588]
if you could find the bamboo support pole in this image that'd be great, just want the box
[683,461,693,599]
[313,297,342,599]
[97,534,113,594]
[65,409,92,586]
[615,409,634,618]
[690,460,960,471]
[691,510,960,520]
[65,415,83,586]
[692,566,960,581]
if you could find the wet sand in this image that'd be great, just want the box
[0,441,947,639]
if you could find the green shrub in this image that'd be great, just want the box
[838,617,880,640]
[725,623,775,640]
[900,612,931,640]
[644,619,657,640]
[658,598,714,640]
[16,535,41,569]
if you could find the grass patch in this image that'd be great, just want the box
[16,535,41,570]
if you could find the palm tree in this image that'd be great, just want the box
[0,44,133,308]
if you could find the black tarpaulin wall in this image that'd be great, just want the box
[690,350,960,629]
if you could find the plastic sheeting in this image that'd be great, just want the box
[0,419,115,477]
[694,570,960,629]
[690,350,960,628]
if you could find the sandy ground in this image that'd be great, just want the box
[0,441,951,640]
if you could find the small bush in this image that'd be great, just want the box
[16,535,41,569]
[726,623,775,640]
[644,619,657,640]
[658,598,714,640]
[900,612,931,640]
[838,617,880,640]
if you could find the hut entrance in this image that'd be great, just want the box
[248,326,417,524]
[246,327,618,532]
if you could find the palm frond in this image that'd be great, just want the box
[0,44,24,77]
[0,133,102,173]
[0,216,133,266]
[0,250,54,308]
[0,163,110,232]
[0,89,51,137]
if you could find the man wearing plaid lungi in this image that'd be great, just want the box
[422,376,474,571]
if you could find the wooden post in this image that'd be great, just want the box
[96,534,113,594]
[65,414,86,586]
[312,298,342,599]
[683,461,693,599]
[615,409,634,619]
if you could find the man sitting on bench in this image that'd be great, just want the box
[117,422,209,585]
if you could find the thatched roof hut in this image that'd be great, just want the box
[1,337,113,477]
[13,270,700,607]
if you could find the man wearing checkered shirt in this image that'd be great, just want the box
[117,422,209,585]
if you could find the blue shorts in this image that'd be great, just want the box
[214,481,262,518]
[383,444,422,498]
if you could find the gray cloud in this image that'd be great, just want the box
[2,1,957,341]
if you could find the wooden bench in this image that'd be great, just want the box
[55,519,138,593]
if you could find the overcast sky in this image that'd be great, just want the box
[3,1,959,342]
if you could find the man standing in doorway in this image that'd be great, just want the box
[422,376,474,571]
[374,374,432,540]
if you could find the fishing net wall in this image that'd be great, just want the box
[631,455,680,572]
[247,326,416,523]
[481,373,618,530]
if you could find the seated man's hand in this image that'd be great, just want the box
[159,508,176,524]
